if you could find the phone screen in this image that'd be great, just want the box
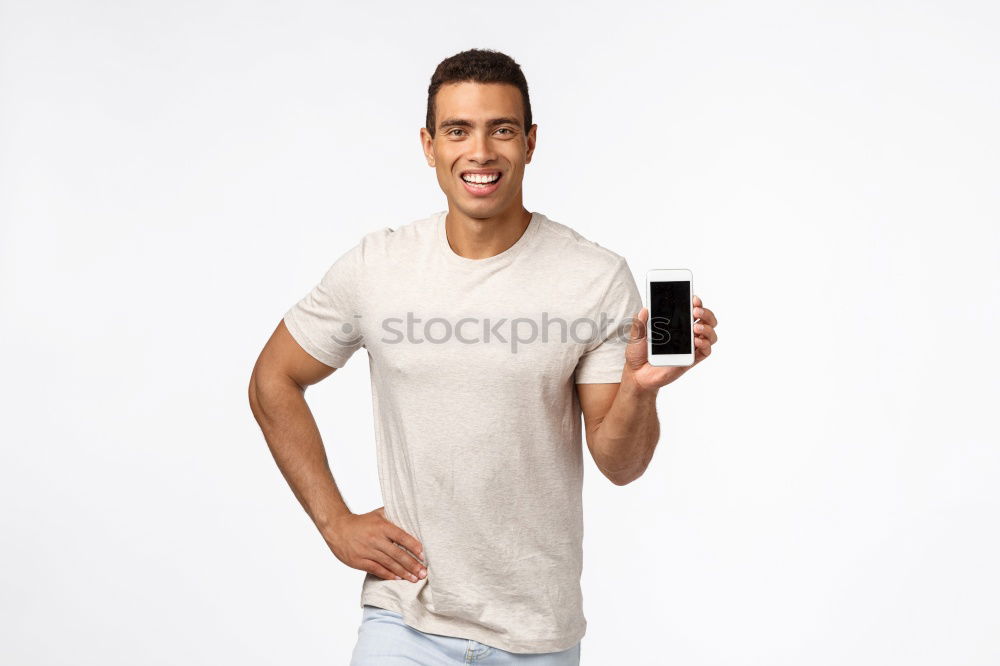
[649,280,692,355]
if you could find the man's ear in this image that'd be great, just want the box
[419,127,435,166]
[525,124,537,164]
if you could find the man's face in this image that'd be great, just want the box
[421,81,536,220]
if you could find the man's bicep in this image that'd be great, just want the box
[577,381,619,448]
[253,319,338,390]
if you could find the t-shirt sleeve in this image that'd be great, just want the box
[282,243,366,369]
[574,257,643,384]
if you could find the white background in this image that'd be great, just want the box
[2,1,998,664]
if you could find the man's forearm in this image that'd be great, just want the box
[592,371,660,485]
[248,372,352,534]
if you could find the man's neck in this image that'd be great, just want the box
[444,203,532,260]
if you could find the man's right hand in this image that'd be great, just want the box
[324,507,427,583]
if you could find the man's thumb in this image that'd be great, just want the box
[625,307,648,367]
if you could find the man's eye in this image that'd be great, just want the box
[496,128,514,135]
[447,129,465,136]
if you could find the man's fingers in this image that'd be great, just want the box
[391,539,425,567]
[380,539,427,581]
[370,548,420,582]
[693,305,718,329]
[691,337,708,365]
[694,322,718,344]
[371,508,426,580]
[694,336,713,357]
[385,524,424,563]
[376,508,424,562]
[360,558,402,581]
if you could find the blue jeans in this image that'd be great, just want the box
[349,604,582,665]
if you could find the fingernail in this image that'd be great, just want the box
[419,568,427,578]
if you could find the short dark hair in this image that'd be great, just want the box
[425,48,532,138]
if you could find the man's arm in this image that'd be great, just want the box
[578,297,718,486]
[248,319,427,583]
[248,319,352,532]
[578,376,660,486]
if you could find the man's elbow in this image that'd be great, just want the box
[604,465,646,486]
[248,370,264,419]
[247,367,281,421]
[249,364,307,422]
[608,474,640,487]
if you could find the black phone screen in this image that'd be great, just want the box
[650,280,692,355]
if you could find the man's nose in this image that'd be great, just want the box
[468,131,497,164]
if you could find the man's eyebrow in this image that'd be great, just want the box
[438,117,523,129]
[486,117,522,128]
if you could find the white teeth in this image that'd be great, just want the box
[462,173,499,184]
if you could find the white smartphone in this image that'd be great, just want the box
[646,269,695,367]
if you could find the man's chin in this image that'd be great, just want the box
[451,196,507,219]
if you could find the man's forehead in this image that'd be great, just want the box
[435,82,524,125]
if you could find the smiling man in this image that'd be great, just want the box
[249,48,718,664]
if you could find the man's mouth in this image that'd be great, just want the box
[460,171,502,195]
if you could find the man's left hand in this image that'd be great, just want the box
[623,294,718,393]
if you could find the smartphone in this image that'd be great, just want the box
[646,269,695,367]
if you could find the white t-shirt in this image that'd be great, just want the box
[283,209,642,653]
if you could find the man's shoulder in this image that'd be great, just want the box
[534,212,628,271]
[352,211,439,263]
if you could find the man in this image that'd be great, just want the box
[248,48,718,664]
